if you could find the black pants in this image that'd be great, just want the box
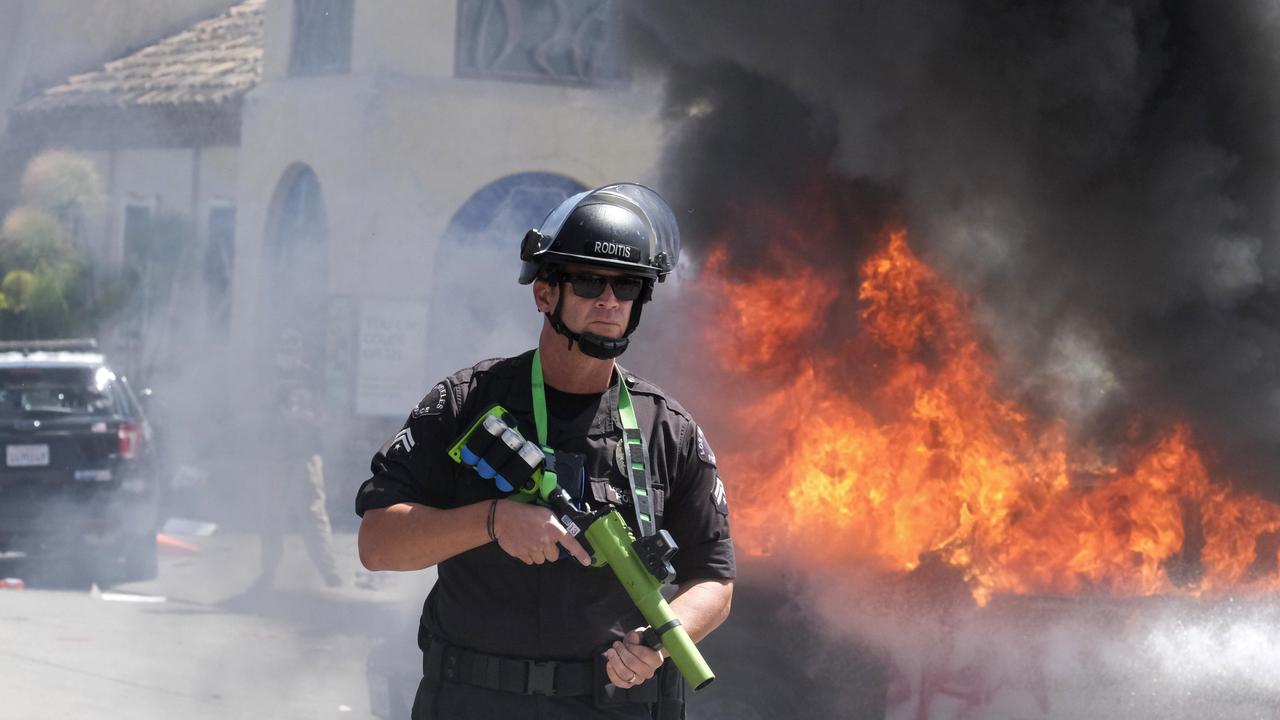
[411,678,654,720]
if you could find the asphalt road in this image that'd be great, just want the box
[0,525,829,720]
[9,528,1270,720]
[0,530,433,720]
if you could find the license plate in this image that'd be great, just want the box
[6,444,49,467]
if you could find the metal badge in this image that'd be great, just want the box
[614,438,628,478]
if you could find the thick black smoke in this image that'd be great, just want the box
[625,0,1280,499]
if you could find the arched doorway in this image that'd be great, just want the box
[427,172,585,378]
[261,164,330,395]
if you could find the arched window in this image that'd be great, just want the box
[269,166,327,270]
[263,165,330,392]
[427,172,585,379]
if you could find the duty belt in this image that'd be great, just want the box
[422,632,663,702]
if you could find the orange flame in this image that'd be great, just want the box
[705,229,1280,605]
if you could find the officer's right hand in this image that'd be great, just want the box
[492,500,592,566]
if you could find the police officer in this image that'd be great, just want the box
[355,183,734,719]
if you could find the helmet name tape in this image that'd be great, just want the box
[593,241,634,259]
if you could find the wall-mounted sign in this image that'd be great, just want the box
[357,300,427,416]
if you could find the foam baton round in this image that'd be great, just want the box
[448,405,552,501]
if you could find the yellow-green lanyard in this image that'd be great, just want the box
[531,349,656,536]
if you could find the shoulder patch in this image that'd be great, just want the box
[695,426,717,467]
[411,381,449,418]
[377,424,417,460]
[388,427,416,456]
[712,474,728,515]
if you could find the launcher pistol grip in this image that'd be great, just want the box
[585,510,715,690]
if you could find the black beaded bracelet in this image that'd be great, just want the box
[486,499,499,542]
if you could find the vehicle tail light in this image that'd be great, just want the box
[118,423,146,460]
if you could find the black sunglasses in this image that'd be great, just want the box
[556,272,647,302]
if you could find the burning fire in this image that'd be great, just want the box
[705,229,1280,605]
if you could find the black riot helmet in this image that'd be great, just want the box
[518,183,682,359]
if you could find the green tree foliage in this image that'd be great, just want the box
[20,150,105,221]
[0,215,90,339]
[0,270,35,311]
[0,151,105,339]
[0,150,201,364]
[0,206,75,271]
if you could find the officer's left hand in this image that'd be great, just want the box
[603,627,663,688]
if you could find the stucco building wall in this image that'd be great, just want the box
[230,0,665,418]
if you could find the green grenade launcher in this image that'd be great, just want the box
[448,405,715,691]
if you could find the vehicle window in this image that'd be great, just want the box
[0,367,120,418]
[115,377,144,418]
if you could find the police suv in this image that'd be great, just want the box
[0,339,159,582]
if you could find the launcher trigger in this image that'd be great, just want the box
[632,529,678,584]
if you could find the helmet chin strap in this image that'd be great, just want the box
[545,288,644,360]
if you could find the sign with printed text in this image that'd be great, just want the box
[356,300,428,416]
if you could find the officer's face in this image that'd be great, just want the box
[534,265,634,339]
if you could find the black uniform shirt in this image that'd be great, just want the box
[355,350,735,661]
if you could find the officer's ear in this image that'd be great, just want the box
[533,275,559,313]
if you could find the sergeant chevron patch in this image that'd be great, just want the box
[390,427,415,455]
